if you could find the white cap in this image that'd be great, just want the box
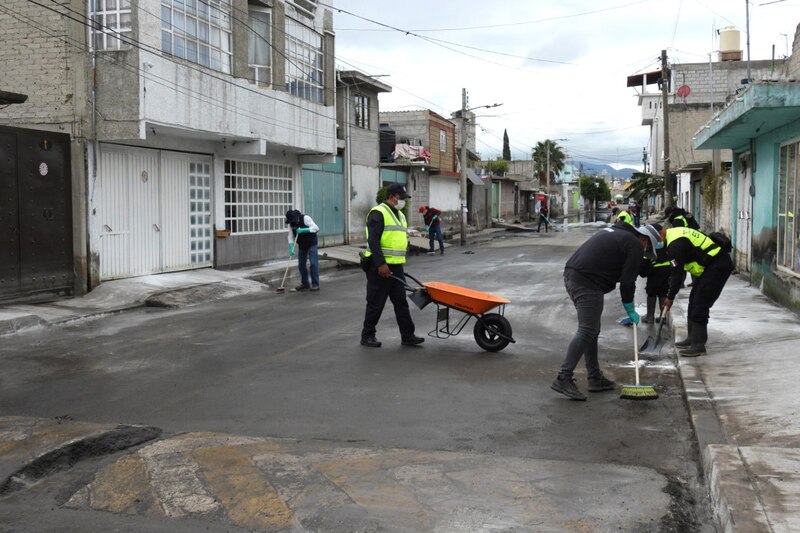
[635,224,660,252]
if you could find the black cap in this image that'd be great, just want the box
[664,206,675,218]
[386,183,410,199]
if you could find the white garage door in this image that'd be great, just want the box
[98,146,213,280]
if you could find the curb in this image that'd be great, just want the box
[670,303,766,533]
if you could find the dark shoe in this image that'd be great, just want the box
[310,285,320,291]
[440,249,444,255]
[587,375,616,392]
[292,285,309,292]
[675,321,693,347]
[680,345,707,357]
[641,315,654,324]
[550,376,587,401]
[401,335,425,346]
[360,336,381,348]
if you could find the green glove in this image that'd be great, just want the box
[622,302,640,325]
[296,227,311,234]
[289,242,296,256]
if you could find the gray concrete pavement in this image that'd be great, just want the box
[1,224,797,531]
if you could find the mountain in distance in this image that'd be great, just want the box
[574,161,639,180]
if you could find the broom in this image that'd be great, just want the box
[620,323,659,400]
[275,233,299,294]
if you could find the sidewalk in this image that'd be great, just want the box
[2,229,797,531]
[669,275,800,532]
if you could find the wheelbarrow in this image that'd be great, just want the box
[393,273,516,352]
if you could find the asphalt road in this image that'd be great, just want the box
[0,228,715,532]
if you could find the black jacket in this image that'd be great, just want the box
[564,222,644,303]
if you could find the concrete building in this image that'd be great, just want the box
[694,22,800,310]
[329,70,391,245]
[0,0,336,296]
[378,110,461,231]
[629,27,785,231]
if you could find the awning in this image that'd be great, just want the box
[694,82,800,151]
[467,168,485,186]
[0,90,28,105]
[626,69,667,88]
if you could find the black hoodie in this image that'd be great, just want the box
[563,222,644,303]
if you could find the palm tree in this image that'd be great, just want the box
[532,140,566,190]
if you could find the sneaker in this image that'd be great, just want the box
[310,285,320,291]
[360,336,381,348]
[426,251,435,256]
[587,375,616,392]
[292,285,309,292]
[401,335,425,346]
[550,376,587,401]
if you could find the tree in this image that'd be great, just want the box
[626,172,664,205]
[502,129,511,161]
[579,175,611,211]
[485,158,509,176]
[532,140,566,186]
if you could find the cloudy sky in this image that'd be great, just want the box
[332,0,799,169]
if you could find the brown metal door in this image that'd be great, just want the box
[0,130,21,299]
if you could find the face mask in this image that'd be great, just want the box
[395,199,406,210]
[655,241,664,250]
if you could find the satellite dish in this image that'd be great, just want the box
[677,85,691,98]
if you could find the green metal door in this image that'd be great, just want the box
[491,181,500,218]
[302,157,344,246]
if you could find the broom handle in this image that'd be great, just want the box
[633,322,641,385]
[280,233,299,288]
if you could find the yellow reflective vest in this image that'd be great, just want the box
[364,203,408,264]
[665,227,721,276]
[616,210,633,225]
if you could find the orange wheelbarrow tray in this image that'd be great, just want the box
[394,273,516,352]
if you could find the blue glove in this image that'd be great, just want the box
[289,242,296,256]
[623,302,640,325]
[296,227,311,234]
[424,225,430,232]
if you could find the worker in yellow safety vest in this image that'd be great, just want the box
[660,226,734,357]
[360,183,425,348]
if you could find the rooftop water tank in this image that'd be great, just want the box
[719,26,742,61]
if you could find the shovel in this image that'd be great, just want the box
[639,306,668,355]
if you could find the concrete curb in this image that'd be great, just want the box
[670,301,768,533]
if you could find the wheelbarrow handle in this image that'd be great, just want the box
[389,273,425,292]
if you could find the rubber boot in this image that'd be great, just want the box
[679,321,707,357]
[642,296,656,324]
[675,321,693,348]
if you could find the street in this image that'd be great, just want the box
[0,228,714,532]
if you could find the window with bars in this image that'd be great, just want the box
[161,0,232,74]
[223,160,293,234]
[90,0,132,50]
[778,141,800,276]
[247,7,271,86]
[285,18,324,103]
[354,94,368,128]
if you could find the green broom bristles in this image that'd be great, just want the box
[620,384,659,400]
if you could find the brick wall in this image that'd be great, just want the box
[0,0,86,134]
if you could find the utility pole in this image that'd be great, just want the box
[460,88,468,246]
[661,49,672,208]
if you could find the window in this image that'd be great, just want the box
[777,141,800,275]
[285,18,324,102]
[189,162,213,265]
[354,94,368,128]
[224,160,293,234]
[439,129,447,153]
[248,8,271,85]
[161,0,232,73]
[91,0,131,50]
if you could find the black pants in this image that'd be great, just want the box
[645,266,671,299]
[361,264,415,340]
[537,215,549,232]
[687,253,734,325]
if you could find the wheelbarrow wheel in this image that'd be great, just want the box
[473,313,512,352]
